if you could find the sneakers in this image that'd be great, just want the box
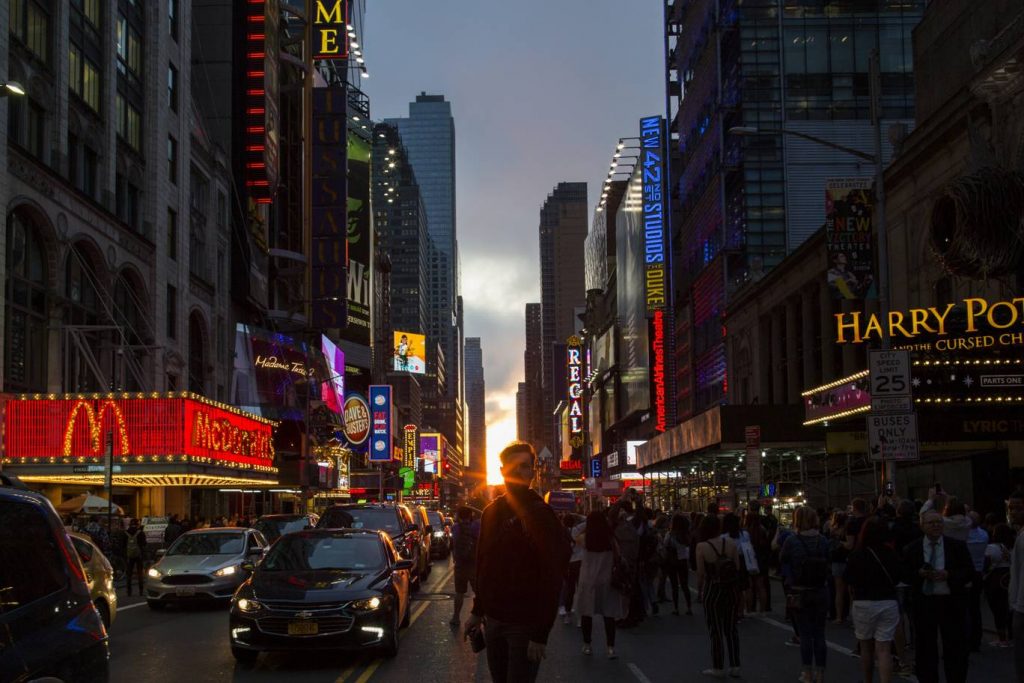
[607,647,618,659]
[701,669,726,679]
[728,667,741,678]
[558,606,567,616]
[582,644,592,656]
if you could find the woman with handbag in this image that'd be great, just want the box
[781,507,831,683]
[573,510,628,659]
[844,517,902,683]
[983,523,1014,647]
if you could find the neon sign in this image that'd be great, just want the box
[566,336,584,449]
[403,425,418,469]
[312,0,349,60]
[640,115,667,313]
[243,0,280,204]
[835,297,1024,344]
[343,394,369,445]
[650,309,667,432]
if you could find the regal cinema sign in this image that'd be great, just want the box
[835,297,1024,347]
[566,336,584,449]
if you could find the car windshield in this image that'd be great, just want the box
[320,508,401,535]
[427,511,444,526]
[262,535,385,572]
[254,518,307,543]
[168,532,245,556]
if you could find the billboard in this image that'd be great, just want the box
[368,385,392,462]
[616,166,650,418]
[639,116,667,313]
[566,336,584,451]
[420,433,440,474]
[344,132,372,346]
[320,335,345,416]
[826,178,876,300]
[393,331,426,374]
[402,425,418,469]
[232,324,320,422]
[311,87,348,328]
[312,0,349,60]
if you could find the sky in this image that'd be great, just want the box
[361,1,664,484]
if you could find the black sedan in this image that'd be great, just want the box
[229,529,413,664]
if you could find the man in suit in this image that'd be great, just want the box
[903,510,973,683]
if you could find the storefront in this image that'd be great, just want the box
[1,392,278,519]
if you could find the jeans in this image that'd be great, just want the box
[581,615,616,647]
[564,561,581,612]
[794,587,829,669]
[704,582,740,670]
[126,555,144,595]
[913,595,968,683]
[484,618,541,683]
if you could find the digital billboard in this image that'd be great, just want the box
[232,324,319,422]
[616,166,651,418]
[393,331,426,374]
[368,385,392,463]
[344,132,372,346]
[826,178,875,300]
[419,433,440,475]
[320,335,345,416]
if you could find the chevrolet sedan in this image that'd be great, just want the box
[145,528,267,609]
[229,529,413,664]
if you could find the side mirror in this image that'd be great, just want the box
[241,561,256,573]
[395,559,414,571]
[156,548,167,558]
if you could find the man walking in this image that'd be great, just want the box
[450,506,480,627]
[903,510,973,683]
[464,442,571,683]
[125,518,147,597]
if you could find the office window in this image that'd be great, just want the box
[116,14,141,76]
[11,0,49,64]
[166,285,177,339]
[26,101,45,159]
[115,94,141,150]
[167,208,177,260]
[167,136,177,184]
[169,0,178,41]
[69,45,101,112]
[167,64,178,112]
[115,173,140,230]
[82,147,98,199]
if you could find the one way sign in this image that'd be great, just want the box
[867,413,920,462]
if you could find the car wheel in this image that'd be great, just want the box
[231,645,259,666]
[95,599,111,629]
[147,600,166,611]
[379,608,400,658]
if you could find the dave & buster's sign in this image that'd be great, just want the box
[5,394,275,470]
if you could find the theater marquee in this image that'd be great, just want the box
[3,393,277,487]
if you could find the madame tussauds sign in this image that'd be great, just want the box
[835,297,1024,346]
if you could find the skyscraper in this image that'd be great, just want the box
[538,183,588,452]
[463,337,486,489]
[521,303,544,451]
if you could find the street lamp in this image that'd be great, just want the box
[0,81,26,97]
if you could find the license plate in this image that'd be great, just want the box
[288,621,318,635]
[175,586,196,597]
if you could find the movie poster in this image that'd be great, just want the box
[825,178,876,300]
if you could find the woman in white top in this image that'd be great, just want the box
[983,523,1015,646]
[574,510,627,659]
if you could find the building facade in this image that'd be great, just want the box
[463,336,485,490]
[519,302,544,451]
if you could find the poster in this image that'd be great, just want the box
[393,331,426,374]
[826,178,876,300]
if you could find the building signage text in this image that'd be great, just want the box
[835,298,1024,344]
[640,116,667,313]
[312,0,349,60]
[566,336,584,449]
[368,385,392,463]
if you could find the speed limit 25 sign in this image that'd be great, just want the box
[868,349,913,413]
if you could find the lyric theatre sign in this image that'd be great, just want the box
[835,297,1024,349]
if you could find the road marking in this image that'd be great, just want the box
[338,564,456,683]
[752,614,855,656]
[628,662,654,683]
[117,602,148,612]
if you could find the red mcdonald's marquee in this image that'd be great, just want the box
[4,393,276,473]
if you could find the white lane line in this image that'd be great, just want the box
[752,614,855,656]
[117,602,148,611]
[628,662,654,683]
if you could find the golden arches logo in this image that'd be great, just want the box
[62,400,131,457]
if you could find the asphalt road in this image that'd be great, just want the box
[106,562,1016,682]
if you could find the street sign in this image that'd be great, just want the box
[590,457,602,479]
[868,413,920,461]
[869,349,913,412]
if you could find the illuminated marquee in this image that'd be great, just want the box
[5,394,275,470]
[650,309,667,432]
[403,424,418,470]
[835,297,1024,344]
[312,0,350,60]
[640,116,667,313]
[566,336,584,449]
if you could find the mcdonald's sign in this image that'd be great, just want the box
[4,393,276,471]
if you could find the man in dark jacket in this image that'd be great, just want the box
[464,442,571,683]
[903,510,973,683]
[164,514,183,546]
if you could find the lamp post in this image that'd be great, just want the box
[729,50,893,483]
[0,82,26,97]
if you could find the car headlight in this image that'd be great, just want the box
[236,598,261,613]
[214,565,237,577]
[348,596,382,611]
[432,531,445,538]
[147,567,162,579]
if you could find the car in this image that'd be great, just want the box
[0,473,110,682]
[253,513,319,544]
[426,509,451,558]
[69,531,119,629]
[145,527,268,609]
[317,504,429,589]
[229,528,414,664]
[409,505,434,575]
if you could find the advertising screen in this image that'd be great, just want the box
[616,166,651,418]
[321,335,345,416]
[393,331,426,374]
[232,324,322,421]
[826,178,876,300]
[419,433,440,474]
[344,132,372,346]
[368,385,392,463]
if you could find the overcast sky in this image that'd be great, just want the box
[361,1,663,476]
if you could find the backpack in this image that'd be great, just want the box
[793,535,828,588]
[453,522,478,564]
[707,539,738,585]
[127,530,141,559]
